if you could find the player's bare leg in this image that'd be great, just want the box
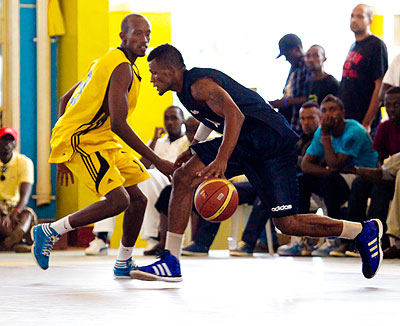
[131,154,206,282]
[274,214,384,279]
[168,154,206,234]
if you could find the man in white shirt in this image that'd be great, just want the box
[139,106,189,254]
[379,53,400,101]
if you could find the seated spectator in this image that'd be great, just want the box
[149,117,201,254]
[84,105,188,256]
[277,101,322,256]
[0,127,36,252]
[300,95,378,256]
[354,152,400,258]
[305,45,339,104]
[346,86,400,252]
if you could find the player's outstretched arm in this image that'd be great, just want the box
[108,63,176,178]
[190,78,244,179]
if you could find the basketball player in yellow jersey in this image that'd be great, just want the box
[31,14,176,278]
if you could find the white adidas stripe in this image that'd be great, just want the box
[43,224,52,237]
[162,263,172,276]
[152,266,160,275]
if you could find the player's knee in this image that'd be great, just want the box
[129,191,148,211]
[173,166,195,189]
[273,215,297,235]
[106,189,130,214]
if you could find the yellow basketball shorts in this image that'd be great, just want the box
[65,148,150,197]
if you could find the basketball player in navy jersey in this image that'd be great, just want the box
[130,43,383,282]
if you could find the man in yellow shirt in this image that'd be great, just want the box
[31,14,175,278]
[0,127,36,252]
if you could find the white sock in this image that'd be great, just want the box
[116,242,133,261]
[340,221,363,239]
[50,215,73,235]
[165,231,185,259]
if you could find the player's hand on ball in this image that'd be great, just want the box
[197,158,227,179]
[57,163,74,186]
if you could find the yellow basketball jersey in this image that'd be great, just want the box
[49,48,141,163]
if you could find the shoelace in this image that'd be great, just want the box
[41,235,60,256]
[156,249,170,259]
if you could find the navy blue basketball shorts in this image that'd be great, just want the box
[191,123,299,218]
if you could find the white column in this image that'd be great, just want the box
[36,0,52,206]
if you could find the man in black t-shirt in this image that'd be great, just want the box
[339,4,388,134]
[305,45,339,105]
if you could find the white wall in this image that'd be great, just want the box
[110,0,400,101]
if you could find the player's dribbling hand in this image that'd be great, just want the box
[174,149,193,168]
[154,159,176,181]
[196,159,227,180]
[57,163,74,186]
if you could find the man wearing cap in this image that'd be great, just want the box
[0,127,36,252]
[339,4,388,135]
[270,33,312,134]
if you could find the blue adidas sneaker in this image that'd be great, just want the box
[113,257,137,279]
[355,219,383,279]
[130,250,182,282]
[31,223,61,270]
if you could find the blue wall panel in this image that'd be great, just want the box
[20,0,57,219]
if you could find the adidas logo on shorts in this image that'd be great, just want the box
[271,204,292,212]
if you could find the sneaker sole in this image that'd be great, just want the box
[30,227,47,270]
[344,251,360,258]
[182,251,209,257]
[130,270,182,282]
[85,249,108,256]
[229,252,253,257]
[113,274,132,280]
[329,251,346,257]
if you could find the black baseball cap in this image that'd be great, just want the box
[276,34,303,58]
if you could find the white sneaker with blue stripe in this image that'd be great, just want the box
[31,223,61,270]
[113,257,137,279]
[130,250,182,282]
[356,219,383,279]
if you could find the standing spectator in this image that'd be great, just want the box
[379,53,400,101]
[0,127,36,252]
[339,4,388,134]
[300,95,378,256]
[269,34,312,134]
[305,45,339,104]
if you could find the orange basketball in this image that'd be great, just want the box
[194,178,239,223]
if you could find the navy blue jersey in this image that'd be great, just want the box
[177,68,298,139]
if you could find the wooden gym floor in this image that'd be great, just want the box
[1,249,399,326]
